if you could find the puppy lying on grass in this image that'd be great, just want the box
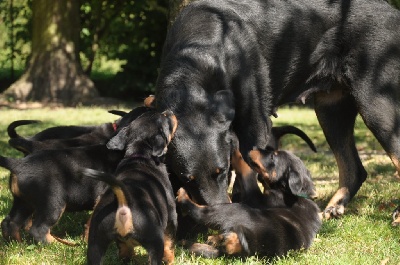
[82,110,178,265]
[176,147,321,258]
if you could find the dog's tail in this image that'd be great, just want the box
[271,125,317,152]
[7,120,40,139]
[0,155,19,172]
[8,138,39,155]
[82,168,134,237]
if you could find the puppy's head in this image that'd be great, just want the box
[107,110,178,161]
[248,148,316,198]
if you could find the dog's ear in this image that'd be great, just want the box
[107,127,128,150]
[151,134,167,158]
[288,168,316,198]
[212,90,235,128]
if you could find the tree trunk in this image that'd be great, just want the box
[3,0,98,106]
[168,0,197,27]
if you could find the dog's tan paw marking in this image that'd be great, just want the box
[322,205,345,220]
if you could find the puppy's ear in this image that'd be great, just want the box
[288,170,316,198]
[212,90,235,128]
[107,127,128,150]
[151,134,167,157]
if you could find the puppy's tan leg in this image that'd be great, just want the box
[163,233,175,265]
[222,232,243,255]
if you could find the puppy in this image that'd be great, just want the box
[82,110,178,265]
[0,143,125,244]
[176,148,320,258]
[7,96,155,155]
[230,127,316,204]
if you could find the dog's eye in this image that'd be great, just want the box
[212,168,226,179]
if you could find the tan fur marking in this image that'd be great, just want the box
[163,234,175,265]
[24,217,33,231]
[115,206,134,237]
[45,230,56,243]
[10,174,21,197]
[112,187,129,206]
[111,186,134,237]
[249,150,267,175]
[389,154,400,175]
[143,95,155,107]
[207,234,224,247]
[323,187,348,219]
[231,150,253,177]
[169,114,178,142]
[223,232,242,255]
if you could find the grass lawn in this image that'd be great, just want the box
[0,106,399,264]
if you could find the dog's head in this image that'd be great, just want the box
[249,148,316,198]
[107,110,178,161]
[158,90,235,205]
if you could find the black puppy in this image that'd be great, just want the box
[82,110,178,265]
[176,148,320,258]
[7,96,155,155]
[230,126,316,204]
[0,144,124,244]
[7,106,151,155]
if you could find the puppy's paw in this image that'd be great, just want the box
[206,234,224,247]
[322,205,345,220]
[189,243,220,258]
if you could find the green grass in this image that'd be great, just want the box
[0,106,400,264]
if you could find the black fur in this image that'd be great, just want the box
[156,0,400,216]
[0,145,123,243]
[7,106,151,155]
[82,110,178,265]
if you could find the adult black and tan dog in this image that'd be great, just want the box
[155,0,400,218]
[82,110,178,265]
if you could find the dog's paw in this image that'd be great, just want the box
[189,243,220,258]
[321,205,345,220]
[206,234,224,247]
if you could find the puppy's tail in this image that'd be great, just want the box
[271,125,317,152]
[0,155,18,172]
[82,168,134,237]
[7,120,40,139]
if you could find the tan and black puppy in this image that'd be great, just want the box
[82,110,178,265]
[0,144,124,244]
[7,96,155,155]
[176,147,320,258]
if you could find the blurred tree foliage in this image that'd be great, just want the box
[79,0,168,98]
[0,0,168,99]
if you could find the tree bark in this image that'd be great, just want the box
[3,0,98,106]
[168,0,197,27]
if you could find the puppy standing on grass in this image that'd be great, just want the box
[82,110,178,265]
[176,147,321,258]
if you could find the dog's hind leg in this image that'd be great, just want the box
[314,90,367,219]
[352,78,400,224]
[28,203,66,243]
[1,197,33,242]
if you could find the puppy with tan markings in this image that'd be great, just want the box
[176,147,320,258]
[0,144,124,244]
[82,110,178,265]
